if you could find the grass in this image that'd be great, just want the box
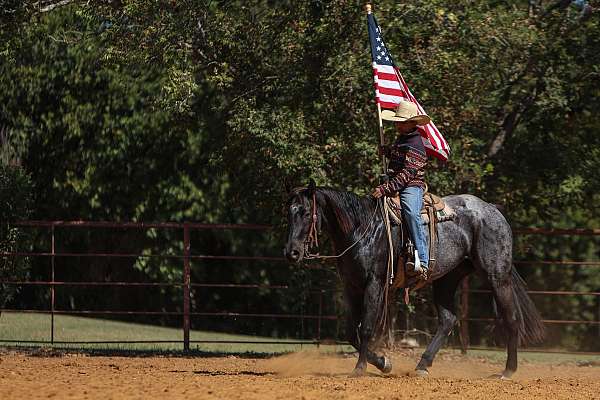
[459,348,600,364]
[0,312,348,354]
[1,312,599,365]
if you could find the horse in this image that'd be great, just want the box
[284,181,545,378]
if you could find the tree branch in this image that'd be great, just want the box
[487,78,542,158]
[37,0,78,13]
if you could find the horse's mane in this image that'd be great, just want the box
[316,187,378,236]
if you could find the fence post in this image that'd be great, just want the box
[317,290,323,346]
[183,224,191,352]
[597,291,600,338]
[459,276,469,354]
[51,225,55,345]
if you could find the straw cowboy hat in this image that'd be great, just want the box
[381,101,431,125]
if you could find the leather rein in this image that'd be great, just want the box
[303,191,321,259]
[303,192,381,260]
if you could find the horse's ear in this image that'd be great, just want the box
[284,179,292,195]
[307,178,316,195]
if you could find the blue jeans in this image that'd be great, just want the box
[400,186,429,268]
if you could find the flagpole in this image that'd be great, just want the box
[376,101,386,174]
[366,3,387,175]
[366,3,395,292]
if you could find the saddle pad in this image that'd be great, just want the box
[422,202,456,224]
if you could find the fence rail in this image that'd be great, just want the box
[2,221,600,352]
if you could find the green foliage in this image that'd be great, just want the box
[0,165,33,307]
[0,0,599,347]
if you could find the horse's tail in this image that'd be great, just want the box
[493,268,546,346]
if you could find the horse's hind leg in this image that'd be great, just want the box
[473,220,520,378]
[488,271,519,378]
[415,262,473,375]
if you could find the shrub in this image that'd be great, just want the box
[0,164,33,308]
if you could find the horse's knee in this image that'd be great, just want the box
[359,324,374,341]
[488,269,511,286]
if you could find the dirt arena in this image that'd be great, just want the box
[1,348,599,400]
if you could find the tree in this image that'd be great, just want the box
[1,0,599,346]
[0,164,33,309]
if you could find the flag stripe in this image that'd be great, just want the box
[376,86,405,97]
[375,71,400,81]
[378,100,401,109]
[376,92,405,104]
[374,78,402,90]
[374,64,396,74]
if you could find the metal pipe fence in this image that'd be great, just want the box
[0,221,339,350]
[1,221,600,353]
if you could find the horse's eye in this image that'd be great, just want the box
[290,204,303,214]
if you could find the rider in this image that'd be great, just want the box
[371,100,430,277]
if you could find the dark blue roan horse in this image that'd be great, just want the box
[284,182,545,378]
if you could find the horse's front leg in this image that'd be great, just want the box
[351,278,384,377]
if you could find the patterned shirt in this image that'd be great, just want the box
[378,130,427,195]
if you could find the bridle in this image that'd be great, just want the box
[301,191,381,260]
[303,190,321,259]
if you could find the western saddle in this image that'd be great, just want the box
[385,191,455,292]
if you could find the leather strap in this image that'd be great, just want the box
[307,191,319,248]
[427,205,437,271]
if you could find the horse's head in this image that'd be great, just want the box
[284,179,320,263]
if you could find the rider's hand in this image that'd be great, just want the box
[371,187,384,199]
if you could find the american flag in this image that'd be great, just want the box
[367,11,450,161]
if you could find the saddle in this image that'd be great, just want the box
[385,191,456,292]
[386,192,455,225]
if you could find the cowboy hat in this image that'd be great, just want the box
[381,101,431,125]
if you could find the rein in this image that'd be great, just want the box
[303,194,381,260]
[306,191,319,252]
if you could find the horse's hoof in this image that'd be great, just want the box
[501,369,514,380]
[349,368,366,378]
[379,356,392,374]
[488,370,513,380]
[415,369,429,377]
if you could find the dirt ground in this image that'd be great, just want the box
[1,349,599,400]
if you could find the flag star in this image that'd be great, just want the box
[380,51,385,56]
[385,56,390,61]
[377,55,381,60]
[376,46,381,51]
[376,37,381,42]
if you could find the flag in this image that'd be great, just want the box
[367,11,450,161]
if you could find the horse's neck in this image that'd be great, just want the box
[317,189,377,246]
